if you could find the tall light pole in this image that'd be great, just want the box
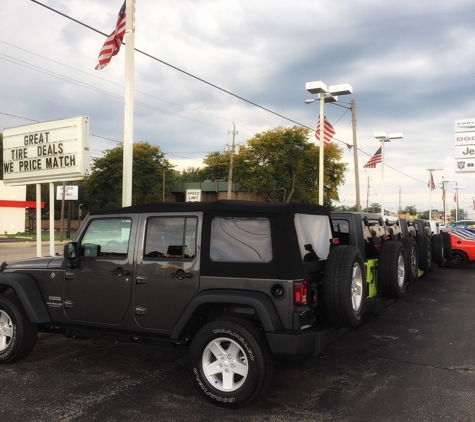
[305,81,353,205]
[426,168,443,220]
[441,178,456,225]
[374,132,403,218]
[454,185,465,220]
[227,123,238,200]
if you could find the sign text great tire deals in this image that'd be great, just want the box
[3,116,90,185]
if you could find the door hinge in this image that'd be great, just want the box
[64,300,74,309]
[135,306,146,315]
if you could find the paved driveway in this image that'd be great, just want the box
[1,264,474,421]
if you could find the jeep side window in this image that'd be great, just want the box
[210,217,272,262]
[80,218,131,257]
[144,217,197,259]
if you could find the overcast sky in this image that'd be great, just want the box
[2,0,475,216]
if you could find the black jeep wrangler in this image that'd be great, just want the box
[0,200,367,408]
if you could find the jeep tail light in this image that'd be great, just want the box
[331,238,340,245]
[294,281,308,306]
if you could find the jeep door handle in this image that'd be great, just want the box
[111,268,131,277]
[171,271,192,279]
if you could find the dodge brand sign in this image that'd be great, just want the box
[3,116,90,185]
[454,118,475,174]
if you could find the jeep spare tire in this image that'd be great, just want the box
[323,245,367,329]
[431,234,444,265]
[378,241,406,299]
[401,237,418,283]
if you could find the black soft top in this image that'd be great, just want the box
[90,200,331,217]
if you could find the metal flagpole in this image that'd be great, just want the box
[122,0,135,207]
[318,94,325,206]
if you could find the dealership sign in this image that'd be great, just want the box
[3,116,90,185]
[454,118,475,174]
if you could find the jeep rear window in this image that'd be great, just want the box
[294,214,331,260]
[144,217,197,259]
[210,217,272,262]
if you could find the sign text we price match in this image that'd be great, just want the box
[2,116,90,185]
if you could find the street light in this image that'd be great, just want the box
[426,168,443,220]
[305,81,353,205]
[454,185,465,220]
[374,132,403,218]
[441,178,456,225]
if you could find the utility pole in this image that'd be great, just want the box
[351,100,361,211]
[398,186,402,217]
[366,176,370,211]
[227,123,238,200]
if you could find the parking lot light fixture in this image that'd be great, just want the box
[374,132,403,218]
[306,81,353,205]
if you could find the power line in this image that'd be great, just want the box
[19,1,431,188]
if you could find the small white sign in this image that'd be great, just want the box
[3,116,90,185]
[56,186,79,201]
[454,118,475,133]
[186,189,201,202]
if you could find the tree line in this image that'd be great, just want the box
[0,126,348,217]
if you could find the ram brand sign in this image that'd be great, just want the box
[3,116,90,185]
[454,118,475,174]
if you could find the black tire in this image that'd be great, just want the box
[447,250,468,269]
[442,231,452,261]
[0,294,38,364]
[401,237,418,283]
[431,234,444,265]
[323,245,367,328]
[378,241,406,299]
[416,235,432,272]
[189,317,273,408]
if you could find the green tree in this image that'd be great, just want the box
[86,142,172,209]
[179,166,205,183]
[201,126,347,204]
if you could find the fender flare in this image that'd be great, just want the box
[171,289,283,340]
[0,273,51,323]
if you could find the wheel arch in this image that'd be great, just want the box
[0,273,51,323]
[170,290,283,341]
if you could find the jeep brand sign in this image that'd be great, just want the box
[454,118,475,173]
[2,116,90,185]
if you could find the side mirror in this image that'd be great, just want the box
[64,242,78,268]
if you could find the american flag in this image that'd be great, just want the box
[473,199,475,211]
[454,193,457,202]
[315,117,336,146]
[428,173,436,191]
[363,147,382,168]
[95,2,127,70]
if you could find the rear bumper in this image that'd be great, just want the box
[266,323,347,360]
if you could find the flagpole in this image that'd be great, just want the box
[318,93,325,206]
[122,0,135,207]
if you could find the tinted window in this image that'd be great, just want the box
[210,217,272,262]
[144,217,197,259]
[80,218,131,257]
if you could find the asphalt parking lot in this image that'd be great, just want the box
[1,264,474,422]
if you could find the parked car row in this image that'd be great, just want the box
[0,201,469,409]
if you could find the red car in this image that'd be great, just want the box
[444,228,475,268]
